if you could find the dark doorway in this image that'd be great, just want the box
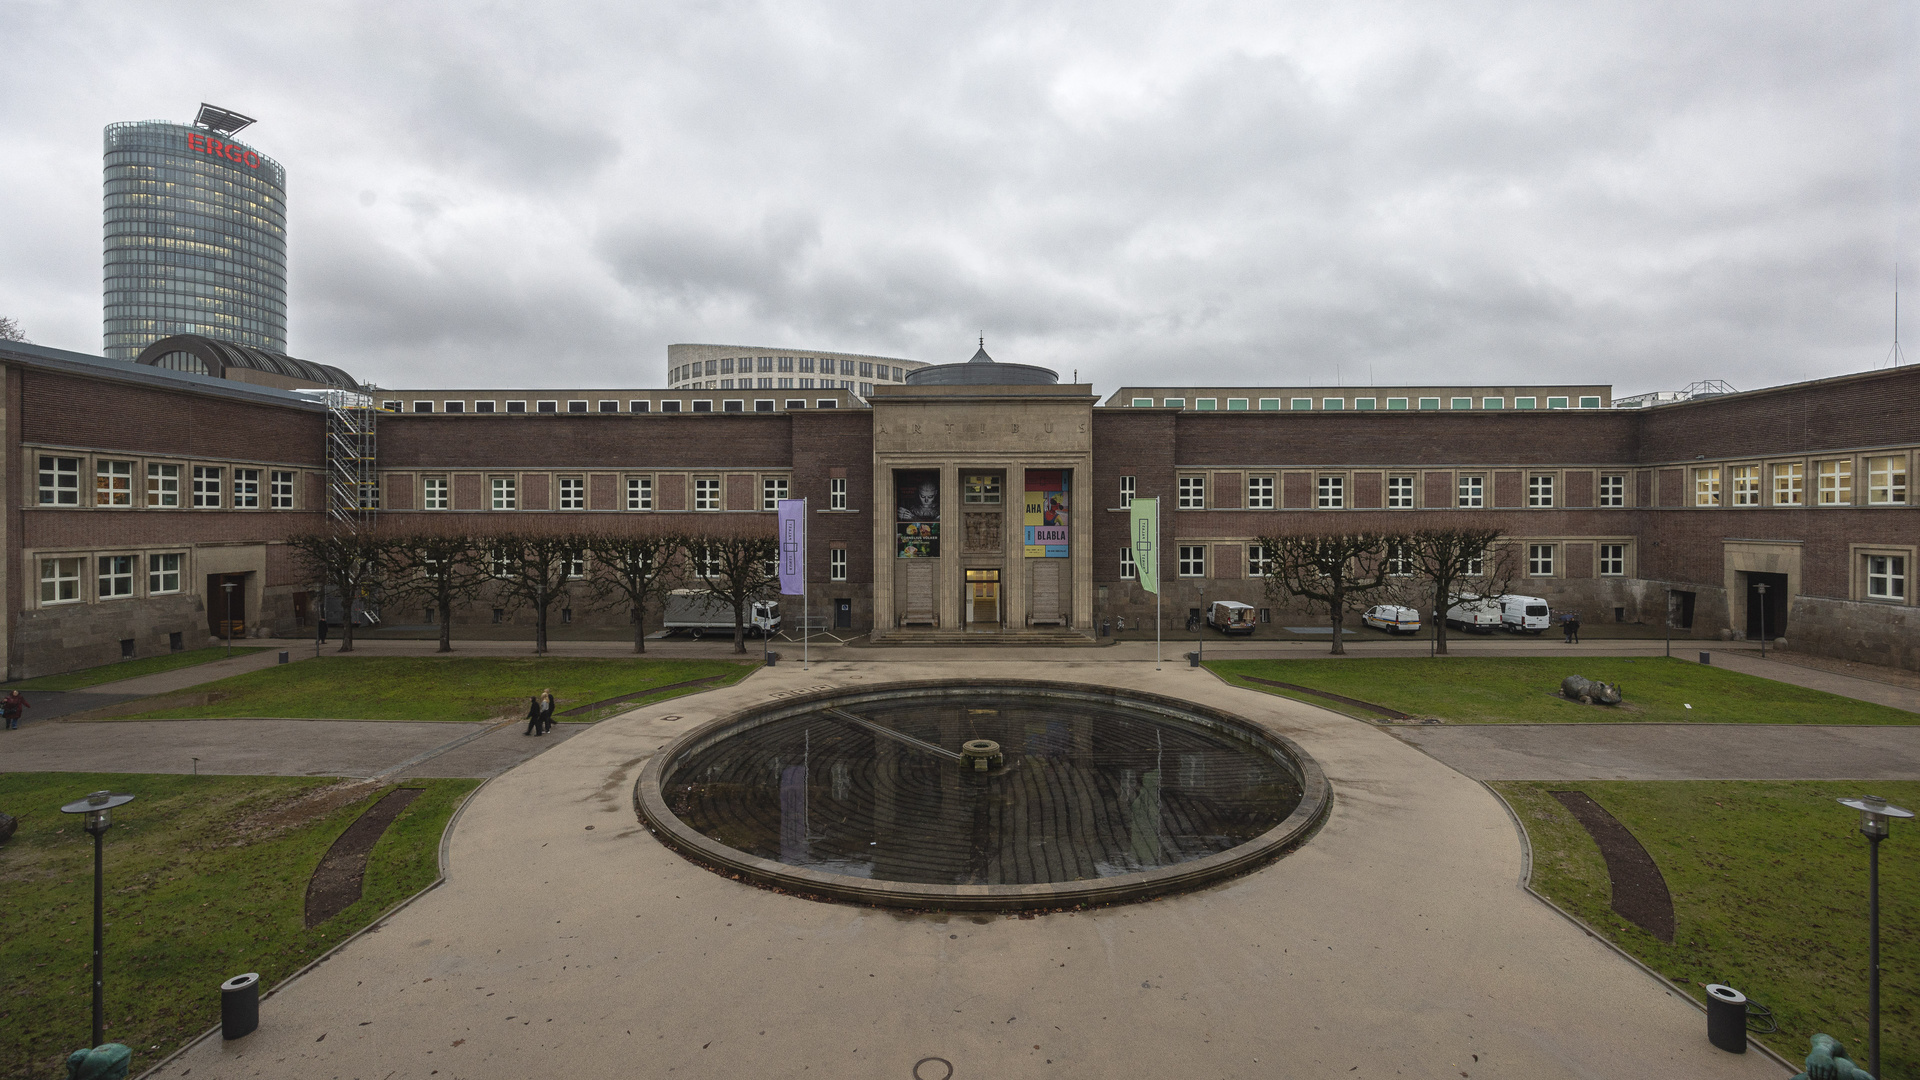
[834,598,852,629]
[1669,590,1696,630]
[207,573,247,639]
[1744,572,1789,640]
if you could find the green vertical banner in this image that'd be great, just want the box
[1130,497,1159,594]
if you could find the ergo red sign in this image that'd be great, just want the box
[185,131,260,169]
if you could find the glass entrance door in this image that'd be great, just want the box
[965,569,1000,626]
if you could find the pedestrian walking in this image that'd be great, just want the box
[1568,614,1581,644]
[524,692,543,736]
[317,617,330,644]
[1562,614,1575,644]
[2,689,28,730]
[538,688,557,735]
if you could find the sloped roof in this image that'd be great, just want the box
[135,335,361,390]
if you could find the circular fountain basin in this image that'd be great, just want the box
[635,680,1329,910]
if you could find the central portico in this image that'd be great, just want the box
[869,346,1097,637]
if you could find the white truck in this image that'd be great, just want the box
[1444,595,1503,633]
[1501,595,1552,634]
[662,590,781,639]
[1207,600,1258,635]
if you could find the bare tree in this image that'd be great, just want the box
[683,523,779,654]
[488,529,586,654]
[0,316,26,343]
[1254,532,1401,655]
[1405,523,1518,655]
[382,526,488,653]
[286,531,389,653]
[584,526,686,653]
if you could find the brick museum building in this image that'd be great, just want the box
[0,334,1914,679]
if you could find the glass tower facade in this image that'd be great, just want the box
[103,121,287,360]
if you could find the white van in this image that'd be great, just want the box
[1444,595,1503,633]
[1501,595,1551,634]
[1362,605,1422,634]
[1207,600,1258,635]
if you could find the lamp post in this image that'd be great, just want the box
[60,790,136,1050]
[1195,581,1206,664]
[222,580,237,658]
[1665,587,1673,659]
[1836,794,1913,1080]
[1754,582,1768,659]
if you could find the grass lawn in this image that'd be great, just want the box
[8,647,270,692]
[0,771,479,1078]
[111,656,756,723]
[1208,657,1919,725]
[1494,781,1919,1073]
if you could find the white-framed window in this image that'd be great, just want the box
[192,466,223,508]
[567,400,588,413]
[1354,397,1376,411]
[412,400,435,413]
[1818,459,1853,505]
[1599,474,1625,507]
[559,476,585,510]
[1317,475,1344,509]
[1458,475,1483,508]
[1515,397,1538,410]
[1119,475,1135,508]
[1247,543,1270,578]
[474,400,497,413]
[1196,398,1217,411]
[1528,544,1555,576]
[1528,474,1554,508]
[1386,397,1408,410]
[1178,545,1207,578]
[565,550,586,578]
[1290,397,1312,410]
[1130,398,1153,407]
[1387,475,1414,509]
[1120,545,1136,579]
[830,547,848,582]
[764,476,789,510]
[1164,397,1186,408]
[627,476,653,511]
[1694,466,1721,507]
[1866,554,1907,600]
[148,552,182,594]
[381,400,401,412]
[234,468,261,508]
[1178,476,1206,509]
[37,455,79,505]
[1260,397,1282,410]
[1465,554,1484,577]
[97,554,134,598]
[963,474,1001,504]
[1599,544,1625,576]
[1385,542,1413,576]
[1772,462,1804,506]
[1547,396,1569,409]
[423,476,449,510]
[40,557,82,604]
[829,477,848,511]
[1580,396,1602,409]
[1729,465,1761,507]
[1227,397,1249,411]
[1481,397,1504,410]
[95,460,133,507]
[1868,455,1908,505]
[1452,397,1473,410]
[1248,476,1274,509]
[444,400,466,413]
[1419,397,1441,410]
[537,400,558,413]
[490,546,514,578]
[271,470,296,508]
[492,477,516,510]
[694,477,721,510]
[1321,397,1345,410]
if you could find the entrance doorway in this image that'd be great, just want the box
[834,598,852,629]
[1744,572,1789,641]
[966,569,1001,627]
[207,573,247,640]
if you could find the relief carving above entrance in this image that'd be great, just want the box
[963,512,1003,552]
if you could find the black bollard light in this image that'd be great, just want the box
[60,791,136,1050]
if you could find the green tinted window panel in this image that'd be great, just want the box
[1451,398,1473,410]
[1548,396,1569,409]
[1131,398,1153,407]
[1292,398,1313,410]
[1259,398,1281,410]
[1419,398,1440,410]
[1580,396,1601,409]
[1196,398,1218,411]
[1387,398,1408,410]
[1515,397,1537,409]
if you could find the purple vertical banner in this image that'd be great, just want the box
[777,498,807,595]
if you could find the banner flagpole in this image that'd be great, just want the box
[1155,506,1161,671]
[803,497,810,670]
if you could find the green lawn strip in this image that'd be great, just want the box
[0,772,479,1079]
[110,656,757,722]
[1207,657,1918,724]
[1493,780,1919,1073]
[9,648,270,692]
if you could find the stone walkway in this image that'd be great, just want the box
[155,661,1783,1080]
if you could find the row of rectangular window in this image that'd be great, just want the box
[1693,457,1908,507]
[36,455,295,509]
[417,474,812,512]
[39,552,184,605]
[672,358,909,380]
[1147,471,1610,510]
[383,398,843,414]
[1117,542,1628,580]
[1130,395,1604,411]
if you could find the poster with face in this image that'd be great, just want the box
[896,470,940,521]
[1023,470,1070,558]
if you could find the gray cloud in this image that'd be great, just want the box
[0,0,1912,394]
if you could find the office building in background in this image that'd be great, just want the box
[102,104,287,359]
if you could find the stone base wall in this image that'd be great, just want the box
[1782,595,1920,673]
[10,594,217,680]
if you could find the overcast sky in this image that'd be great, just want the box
[2,0,1915,395]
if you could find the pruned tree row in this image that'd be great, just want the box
[286,519,778,654]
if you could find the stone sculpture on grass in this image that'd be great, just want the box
[1560,675,1622,705]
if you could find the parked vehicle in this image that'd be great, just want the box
[1207,600,1258,635]
[1500,595,1552,634]
[662,590,781,638]
[1444,595,1503,633]
[1361,605,1422,634]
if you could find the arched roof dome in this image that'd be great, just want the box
[135,335,361,390]
[906,338,1058,387]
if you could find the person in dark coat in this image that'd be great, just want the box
[538,689,557,734]
[316,617,329,644]
[525,693,543,736]
[2,690,27,730]
[1568,614,1581,644]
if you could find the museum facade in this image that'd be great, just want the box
[1,336,1914,678]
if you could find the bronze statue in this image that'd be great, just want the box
[65,1044,131,1080]
[1560,675,1621,705]
[1793,1034,1872,1080]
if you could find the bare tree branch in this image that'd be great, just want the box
[683,521,779,654]
[583,526,687,653]
[1253,531,1400,654]
[286,531,389,653]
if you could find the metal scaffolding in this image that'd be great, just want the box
[324,390,379,532]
